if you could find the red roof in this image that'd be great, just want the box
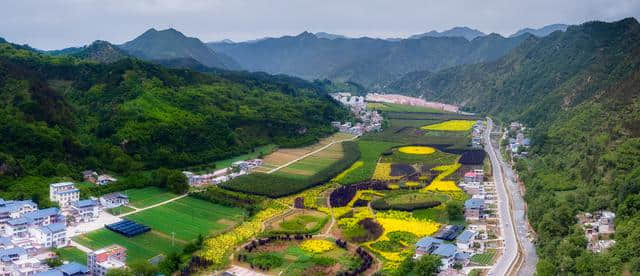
[464,172,477,177]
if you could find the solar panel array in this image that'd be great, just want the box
[105,220,150,237]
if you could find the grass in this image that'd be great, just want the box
[471,249,497,265]
[274,143,344,178]
[125,196,245,241]
[123,187,179,208]
[214,144,277,169]
[367,102,446,113]
[56,247,87,265]
[267,210,329,234]
[74,229,180,263]
[106,205,135,215]
[384,191,449,205]
[337,140,401,185]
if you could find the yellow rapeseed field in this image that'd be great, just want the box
[300,239,335,253]
[421,120,475,131]
[397,146,436,155]
[333,161,364,182]
[422,163,462,192]
[372,163,402,180]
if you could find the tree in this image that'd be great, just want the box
[446,201,463,221]
[167,170,188,194]
[413,255,441,276]
[158,251,182,275]
[105,268,133,276]
[129,261,159,276]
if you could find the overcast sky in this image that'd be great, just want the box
[1,0,639,50]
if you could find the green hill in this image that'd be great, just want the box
[0,41,348,184]
[390,17,640,274]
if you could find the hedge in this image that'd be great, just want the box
[221,141,360,197]
[370,198,441,211]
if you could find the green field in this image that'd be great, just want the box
[470,249,497,265]
[337,140,401,185]
[126,196,246,241]
[56,247,87,265]
[74,229,181,263]
[124,187,179,208]
[106,205,135,215]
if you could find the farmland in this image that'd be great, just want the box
[56,247,87,265]
[274,142,344,178]
[125,196,246,241]
[367,102,446,113]
[124,187,179,208]
[74,228,180,263]
[264,209,329,234]
[336,140,401,185]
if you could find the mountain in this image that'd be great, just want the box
[314,32,349,40]
[408,26,486,40]
[510,23,569,37]
[119,28,241,70]
[71,40,129,63]
[389,18,640,274]
[0,40,349,203]
[208,32,528,89]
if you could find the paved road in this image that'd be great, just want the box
[267,135,359,174]
[485,118,519,276]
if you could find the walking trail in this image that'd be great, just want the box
[117,194,188,217]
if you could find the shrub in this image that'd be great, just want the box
[247,253,284,269]
[370,240,404,252]
[371,199,441,211]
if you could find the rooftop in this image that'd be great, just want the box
[465,198,484,209]
[58,262,88,275]
[71,199,98,208]
[432,244,457,258]
[456,230,476,243]
[416,237,444,249]
[50,182,75,187]
[24,207,60,220]
[38,223,66,234]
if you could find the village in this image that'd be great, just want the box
[329,92,383,135]
[0,178,133,276]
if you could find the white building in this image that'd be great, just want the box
[49,183,79,207]
[29,223,67,249]
[99,193,129,209]
[23,208,63,227]
[455,230,477,253]
[5,218,30,239]
[96,175,117,186]
[0,199,37,230]
[69,200,100,223]
[87,245,126,276]
[0,247,48,276]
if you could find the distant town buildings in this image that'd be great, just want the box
[49,183,79,208]
[329,93,383,135]
[506,122,530,159]
[183,159,264,187]
[96,175,117,186]
[87,245,126,276]
[365,93,460,113]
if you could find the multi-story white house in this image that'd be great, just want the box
[70,200,100,223]
[455,230,477,253]
[5,218,31,239]
[0,200,37,235]
[87,245,126,276]
[0,247,48,276]
[23,208,63,227]
[29,223,67,249]
[49,182,79,207]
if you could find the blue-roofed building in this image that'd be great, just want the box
[0,199,37,233]
[414,237,444,258]
[70,199,100,223]
[432,244,458,270]
[0,237,13,249]
[0,247,27,262]
[5,217,32,238]
[29,223,68,248]
[57,262,89,275]
[49,182,80,207]
[456,230,477,252]
[464,198,484,220]
[24,207,63,226]
[35,270,64,276]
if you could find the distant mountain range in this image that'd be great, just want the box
[408,26,486,40]
[510,23,569,37]
[208,31,529,89]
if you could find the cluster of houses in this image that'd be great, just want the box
[329,92,383,135]
[411,167,500,272]
[86,245,127,276]
[506,122,531,159]
[182,159,263,187]
[471,120,484,149]
[81,171,117,186]
[577,211,616,253]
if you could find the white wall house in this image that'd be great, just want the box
[5,218,30,239]
[99,193,129,209]
[49,182,79,207]
[70,200,100,223]
[29,223,67,249]
[23,208,63,227]
[456,230,477,253]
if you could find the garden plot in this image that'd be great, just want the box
[74,228,180,263]
[123,187,179,208]
[264,209,329,234]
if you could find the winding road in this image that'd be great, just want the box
[485,118,537,275]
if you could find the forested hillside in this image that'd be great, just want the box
[391,18,640,274]
[208,32,529,89]
[0,41,349,199]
